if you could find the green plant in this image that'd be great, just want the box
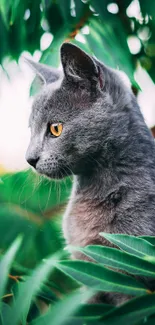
[0,0,155,87]
[0,170,77,297]
[1,233,155,324]
[0,170,71,265]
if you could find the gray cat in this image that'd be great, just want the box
[26,43,155,305]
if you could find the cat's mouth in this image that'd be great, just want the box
[36,165,72,180]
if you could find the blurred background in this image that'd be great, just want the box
[0,0,155,278]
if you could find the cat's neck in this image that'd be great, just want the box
[73,166,118,201]
[73,140,155,202]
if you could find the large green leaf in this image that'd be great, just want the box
[31,289,94,325]
[8,251,63,325]
[35,220,63,258]
[10,0,24,25]
[0,170,69,270]
[78,245,155,277]
[0,303,13,325]
[101,233,155,259]
[57,0,72,25]
[56,260,147,296]
[0,237,22,310]
[37,283,58,303]
[85,17,137,86]
[0,0,10,27]
[140,236,155,246]
[0,203,65,270]
[0,205,37,244]
[75,303,114,318]
[101,293,155,325]
[141,315,155,325]
[74,0,91,23]
[139,0,155,18]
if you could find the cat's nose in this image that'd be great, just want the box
[26,156,39,168]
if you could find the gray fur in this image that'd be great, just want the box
[26,43,155,305]
[25,57,60,84]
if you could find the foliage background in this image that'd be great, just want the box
[0,0,155,84]
[0,0,155,324]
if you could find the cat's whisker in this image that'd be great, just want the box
[55,152,74,179]
[44,181,52,211]
[32,173,40,193]
[64,166,74,182]
[54,172,61,206]
[17,171,32,206]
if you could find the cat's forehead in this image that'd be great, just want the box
[30,81,67,124]
[30,79,93,126]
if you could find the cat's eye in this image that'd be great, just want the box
[49,123,63,137]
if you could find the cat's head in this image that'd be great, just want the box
[26,43,132,179]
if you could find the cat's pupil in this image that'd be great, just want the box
[55,125,58,133]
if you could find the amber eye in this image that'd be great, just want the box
[49,123,63,137]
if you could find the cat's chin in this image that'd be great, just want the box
[37,168,71,180]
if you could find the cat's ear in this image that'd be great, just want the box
[24,58,60,84]
[60,43,99,83]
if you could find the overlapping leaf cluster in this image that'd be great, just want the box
[0,0,155,85]
[1,171,155,324]
[1,232,155,324]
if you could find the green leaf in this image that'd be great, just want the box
[141,315,155,325]
[0,204,37,250]
[57,0,71,24]
[91,0,113,21]
[101,293,155,325]
[37,283,58,303]
[56,260,147,296]
[74,0,90,22]
[100,233,155,258]
[31,289,94,325]
[78,245,155,277]
[0,236,22,310]
[75,303,114,318]
[140,236,155,246]
[0,303,13,325]
[139,0,155,18]
[85,17,138,87]
[0,0,10,27]
[27,302,40,323]
[35,220,63,258]
[10,0,21,24]
[40,26,69,66]
[8,251,63,325]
